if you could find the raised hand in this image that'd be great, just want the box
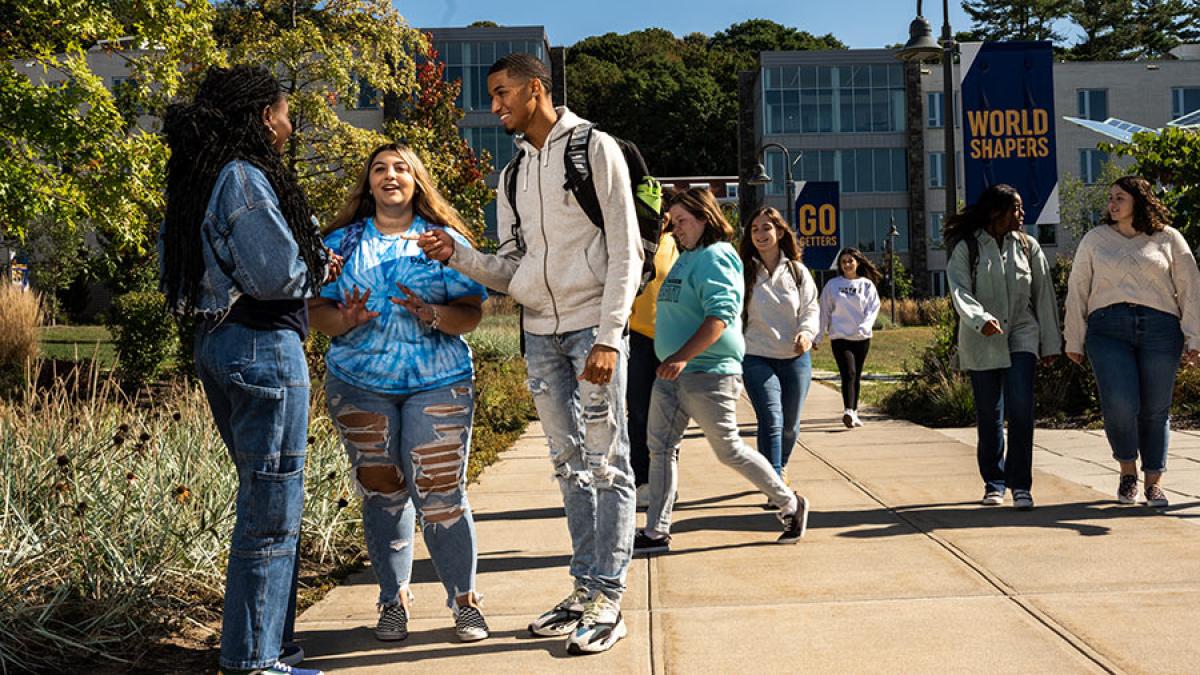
[338,286,380,329]
[390,283,436,325]
[417,229,456,262]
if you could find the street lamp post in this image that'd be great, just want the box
[898,0,958,219]
[747,143,801,229]
[887,215,899,324]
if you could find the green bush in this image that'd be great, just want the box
[107,291,176,386]
[470,354,537,482]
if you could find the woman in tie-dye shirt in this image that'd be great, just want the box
[309,143,489,645]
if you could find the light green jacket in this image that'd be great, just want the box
[947,229,1062,371]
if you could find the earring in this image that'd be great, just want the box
[266,125,278,144]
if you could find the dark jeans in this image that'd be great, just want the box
[627,331,660,486]
[830,338,871,409]
[968,351,1037,493]
[1086,303,1184,473]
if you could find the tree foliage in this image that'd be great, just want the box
[1106,128,1200,246]
[566,21,845,177]
[961,0,1073,43]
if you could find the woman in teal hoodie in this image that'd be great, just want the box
[633,188,810,556]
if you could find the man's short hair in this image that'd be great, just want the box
[488,53,552,94]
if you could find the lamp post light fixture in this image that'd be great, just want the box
[747,143,802,229]
[887,215,899,324]
[898,0,958,219]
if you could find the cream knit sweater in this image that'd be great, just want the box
[1063,224,1200,354]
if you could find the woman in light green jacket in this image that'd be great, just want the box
[945,184,1061,511]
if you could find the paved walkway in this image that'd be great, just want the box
[295,383,1200,673]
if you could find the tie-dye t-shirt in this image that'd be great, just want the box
[321,216,487,395]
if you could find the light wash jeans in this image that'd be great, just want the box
[742,353,812,475]
[195,322,308,671]
[524,327,635,602]
[1086,303,1185,473]
[325,374,478,608]
[645,372,794,534]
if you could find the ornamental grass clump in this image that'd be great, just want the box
[0,373,362,671]
[0,284,42,384]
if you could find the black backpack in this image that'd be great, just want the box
[501,124,663,295]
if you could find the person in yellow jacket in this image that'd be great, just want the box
[628,213,680,508]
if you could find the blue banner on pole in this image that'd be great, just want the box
[959,41,1059,226]
[793,181,841,270]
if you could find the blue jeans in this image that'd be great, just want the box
[1086,303,1184,473]
[195,323,309,671]
[743,353,812,475]
[326,374,478,608]
[646,373,794,534]
[524,328,635,602]
[968,351,1037,493]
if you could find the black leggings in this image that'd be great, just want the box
[831,338,871,409]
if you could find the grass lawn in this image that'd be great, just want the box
[39,325,116,366]
[811,326,936,374]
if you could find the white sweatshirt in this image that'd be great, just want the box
[817,276,880,343]
[743,258,820,359]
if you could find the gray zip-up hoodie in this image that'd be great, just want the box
[448,107,642,349]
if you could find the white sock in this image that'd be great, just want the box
[779,493,799,517]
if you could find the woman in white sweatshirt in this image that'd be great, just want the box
[1064,176,1200,508]
[738,206,819,484]
[816,248,882,428]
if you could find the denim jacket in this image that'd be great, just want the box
[160,160,312,319]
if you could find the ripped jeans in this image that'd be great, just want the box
[325,373,478,609]
[524,328,635,602]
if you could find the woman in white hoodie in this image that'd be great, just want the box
[738,207,819,484]
[816,248,882,428]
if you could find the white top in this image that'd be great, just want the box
[743,258,820,359]
[1064,224,1200,353]
[817,276,881,343]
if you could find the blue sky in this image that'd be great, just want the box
[393,0,978,49]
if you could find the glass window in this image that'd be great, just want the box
[927,92,944,128]
[1077,89,1108,121]
[1172,87,1200,119]
[1026,224,1056,246]
[929,211,945,247]
[928,152,945,188]
[726,183,739,199]
[764,62,904,134]
[354,75,379,109]
[1080,149,1108,184]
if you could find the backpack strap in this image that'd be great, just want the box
[562,124,604,230]
[501,151,526,254]
[336,220,367,261]
[964,235,980,293]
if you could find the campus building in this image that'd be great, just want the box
[743,46,1200,295]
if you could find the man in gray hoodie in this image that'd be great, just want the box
[418,53,640,656]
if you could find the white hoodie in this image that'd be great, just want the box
[447,108,642,349]
[817,276,880,343]
[743,258,820,359]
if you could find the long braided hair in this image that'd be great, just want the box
[160,65,326,313]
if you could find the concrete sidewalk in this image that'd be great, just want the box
[295,383,1200,673]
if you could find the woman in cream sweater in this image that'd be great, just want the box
[1064,176,1200,508]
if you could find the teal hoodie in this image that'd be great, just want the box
[653,241,745,375]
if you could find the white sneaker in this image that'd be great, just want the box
[636,484,650,510]
[566,594,627,655]
[529,587,590,637]
[842,408,854,428]
[850,410,864,427]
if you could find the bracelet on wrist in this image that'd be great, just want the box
[425,305,441,331]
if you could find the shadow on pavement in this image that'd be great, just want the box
[299,627,582,668]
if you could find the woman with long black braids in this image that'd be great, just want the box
[160,65,332,675]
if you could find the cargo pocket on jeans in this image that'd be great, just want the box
[244,465,305,540]
[229,371,286,400]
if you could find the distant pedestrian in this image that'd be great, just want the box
[738,206,818,492]
[633,188,810,557]
[945,184,1060,511]
[628,212,680,509]
[1064,176,1200,508]
[310,143,490,645]
[815,247,882,429]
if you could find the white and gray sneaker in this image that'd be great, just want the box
[566,594,627,655]
[529,587,590,637]
[981,490,1004,506]
[454,603,490,642]
[850,410,864,427]
[375,602,409,641]
[842,408,854,428]
[1013,489,1034,511]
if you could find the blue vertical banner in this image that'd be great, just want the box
[793,180,841,270]
[959,41,1059,226]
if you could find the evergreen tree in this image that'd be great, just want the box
[961,0,1072,42]
[1067,0,1133,60]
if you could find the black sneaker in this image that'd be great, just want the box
[777,493,810,544]
[632,529,671,556]
[528,587,590,637]
[454,603,490,642]
[1117,474,1138,504]
[374,602,408,641]
[1145,484,1169,508]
